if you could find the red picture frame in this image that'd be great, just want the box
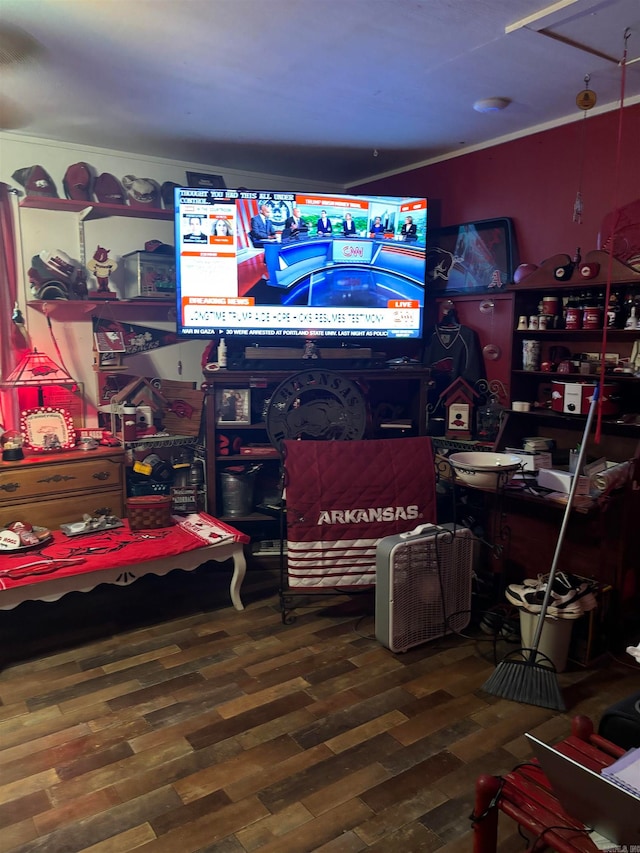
[20,406,76,451]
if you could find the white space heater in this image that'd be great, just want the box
[375,523,477,653]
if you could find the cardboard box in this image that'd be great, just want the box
[121,251,176,299]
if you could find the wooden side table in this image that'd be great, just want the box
[472,716,626,852]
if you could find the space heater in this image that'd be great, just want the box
[375,523,477,653]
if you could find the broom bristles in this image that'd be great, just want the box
[482,648,566,711]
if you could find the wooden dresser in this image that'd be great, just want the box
[0,447,125,530]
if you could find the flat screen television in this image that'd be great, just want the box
[174,187,428,344]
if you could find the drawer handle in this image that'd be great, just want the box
[0,482,20,493]
[39,474,75,484]
[93,471,111,481]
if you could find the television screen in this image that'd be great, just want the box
[174,188,428,342]
[426,218,516,293]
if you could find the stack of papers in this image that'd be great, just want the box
[601,748,640,797]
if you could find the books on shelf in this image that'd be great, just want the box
[601,747,640,797]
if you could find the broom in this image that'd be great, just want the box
[482,385,600,711]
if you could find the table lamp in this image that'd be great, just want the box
[1,348,76,407]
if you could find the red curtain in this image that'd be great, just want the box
[0,182,23,429]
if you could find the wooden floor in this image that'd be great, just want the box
[0,564,639,853]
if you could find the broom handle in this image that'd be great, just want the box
[528,385,600,656]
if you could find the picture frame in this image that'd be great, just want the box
[93,329,126,353]
[427,217,517,293]
[186,171,226,190]
[216,388,251,425]
[20,406,76,451]
[171,485,199,514]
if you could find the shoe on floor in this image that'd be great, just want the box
[479,606,520,640]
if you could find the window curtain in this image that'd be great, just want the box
[0,182,24,430]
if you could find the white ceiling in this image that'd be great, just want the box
[1,0,639,187]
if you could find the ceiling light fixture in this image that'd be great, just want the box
[473,97,511,113]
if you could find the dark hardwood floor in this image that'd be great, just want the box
[0,564,638,853]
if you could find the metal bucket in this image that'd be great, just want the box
[220,468,256,516]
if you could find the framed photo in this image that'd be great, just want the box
[217,388,251,425]
[20,406,75,451]
[186,171,226,190]
[94,329,126,353]
[427,217,517,293]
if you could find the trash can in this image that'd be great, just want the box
[220,466,257,516]
[519,610,574,673]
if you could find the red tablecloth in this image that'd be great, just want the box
[0,513,249,591]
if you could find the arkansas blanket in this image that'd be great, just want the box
[283,436,437,590]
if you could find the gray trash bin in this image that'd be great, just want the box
[220,465,259,516]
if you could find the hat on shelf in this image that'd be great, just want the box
[144,239,174,255]
[63,162,93,201]
[161,181,181,210]
[94,172,126,205]
[122,175,160,208]
[12,164,58,198]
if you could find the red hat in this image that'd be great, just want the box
[12,165,58,198]
[94,173,126,205]
[63,162,93,201]
[144,239,174,254]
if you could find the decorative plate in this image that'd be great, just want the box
[0,525,52,551]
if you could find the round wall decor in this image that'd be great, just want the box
[265,369,368,452]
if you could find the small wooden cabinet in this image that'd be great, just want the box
[0,447,125,530]
[202,367,432,555]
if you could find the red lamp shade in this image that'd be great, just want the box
[3,348,74,388]
[1,349,76,408]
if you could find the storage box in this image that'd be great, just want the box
[537,468,590,495]
[126,495,173,529]
[121,251,176,299]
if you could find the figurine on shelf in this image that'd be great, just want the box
[87,245,118,299]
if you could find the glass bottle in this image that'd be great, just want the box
[623,290,636,328]
[607,290,623,328]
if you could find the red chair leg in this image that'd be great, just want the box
[473,774,501,853]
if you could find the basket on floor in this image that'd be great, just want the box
[126,495,173,530]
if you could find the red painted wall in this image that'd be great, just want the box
[355,103,640,268]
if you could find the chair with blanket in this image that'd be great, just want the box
[281,435,438,619]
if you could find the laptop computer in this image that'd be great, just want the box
[525,733,640,846]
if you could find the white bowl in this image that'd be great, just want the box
[448,452,522,490]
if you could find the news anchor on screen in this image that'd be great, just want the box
[316,210,333,235]
[401,215,418,242]
[342,212,357,236]
[283,207,308,240]
[369,216,385,239]
[249,204,276,246]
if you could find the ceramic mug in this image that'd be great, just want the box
[522,340,541,371]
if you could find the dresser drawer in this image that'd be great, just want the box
[0,449,125,531]
[1,489,125,530]
[0,455,123,502]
